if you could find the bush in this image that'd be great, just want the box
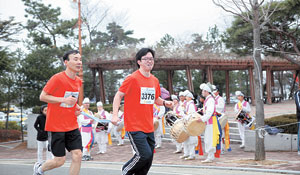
[0,129,21,142]
[32,105,41,114]
[0,121,21,130]
[264,114,298,134]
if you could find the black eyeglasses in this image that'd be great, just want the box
[141,57,154,61]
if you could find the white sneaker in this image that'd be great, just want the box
[33,162,43,175]
[155,145,161,149]
[240,144,245,148]
[185,156,195,160]
[201,159,213,163]
[179,155,189,159]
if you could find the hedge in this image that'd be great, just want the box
[0,121,21,130]
[264,114,298,134]
[0,129,21,142]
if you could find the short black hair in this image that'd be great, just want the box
[40,104,47,114]
[135,48,155,68]
[63,50,80,61]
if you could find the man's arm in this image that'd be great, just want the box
[111,91,125,125]
[155,97,173,108]
[40,90,77,106]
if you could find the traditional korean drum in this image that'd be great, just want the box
[184,112,206,136]
[170,119,189,143]
[153,117,159,131]
[165,111,178,127]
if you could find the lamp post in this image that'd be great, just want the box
[20,94,24,142]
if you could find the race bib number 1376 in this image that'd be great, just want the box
[140,87,155,104]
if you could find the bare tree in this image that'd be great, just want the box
[213,0,279,161]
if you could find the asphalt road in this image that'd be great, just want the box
[0,160,297,175]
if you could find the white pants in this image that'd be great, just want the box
[204,125,216,161]
[113,127,124,145]
[95,131,108,153]
[237,122,245,145]
[154,118,163,147]
[183,136,197,158]
[175,141,183,152]
[81,131,93,156]
[37,140,53,163]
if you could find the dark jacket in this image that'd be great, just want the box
[295,90,300,121]
[34,114,48,141]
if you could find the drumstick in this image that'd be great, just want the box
[81,112,110,124]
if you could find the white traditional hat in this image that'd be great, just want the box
[82,97,90,104]
[185,90,194,99]
[235,91,244,97]
[200,83,212,93]
[171,94,178,100]
[179,91,185,97]
[183,90,190,96]
[96,101,103,107]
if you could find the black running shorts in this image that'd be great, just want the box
[48,128,82,157]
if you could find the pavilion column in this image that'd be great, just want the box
[298,70,300,89]
[266,66,272,104]
[249,67,255,106]
[206,66,213,84]
[92,68,97,101]
[225,70,230,104]
[97,69,106,103]
[186,66,194,92]
[167,70,174,95]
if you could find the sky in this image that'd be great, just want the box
[0,0,233,47]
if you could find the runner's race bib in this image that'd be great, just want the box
[140,87,155,104]
[60,91,79,108]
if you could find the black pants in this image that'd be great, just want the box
[122,131,155,175]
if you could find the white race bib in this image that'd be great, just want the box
[60,91,79,108]
[140,87,155,104]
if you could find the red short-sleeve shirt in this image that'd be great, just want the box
[43,71,82,132]
[119,70,161,133]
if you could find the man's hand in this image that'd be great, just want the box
[164,101,173,108]
[111,114,120,126]
[63,96,77,106]
[75,104,82,116]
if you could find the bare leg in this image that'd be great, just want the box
[69,149,82,175]
[41,156,66,172]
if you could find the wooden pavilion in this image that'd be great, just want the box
[86,57,299,105]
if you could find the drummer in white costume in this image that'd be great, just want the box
[78,97,95,161]
[112,105,125,146]
[198,83,221,163]
[95,101,113,154]
[171,94,183,153]
[212,85,227,154]
[180,90,198,160]
[154,103,165,149]
[234,91,251,148]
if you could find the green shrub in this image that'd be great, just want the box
[0,129,21,141]
[0,121,21,130]
[264,114,298,134]
[32,105,41,114]
[89,104,113,113]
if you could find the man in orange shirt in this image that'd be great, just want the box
[111,48,173,175]
[34,50,83,175]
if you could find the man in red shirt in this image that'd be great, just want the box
[111,48,173,175]
[34,50,83,175]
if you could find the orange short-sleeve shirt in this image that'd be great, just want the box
[43,71,82,132]
[119,70,161,133]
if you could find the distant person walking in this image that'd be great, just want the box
[34,104,53,164]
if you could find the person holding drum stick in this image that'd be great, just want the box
[171,94,184,154]
[78,97,95,161]
[234,91,251,148]
[212,85,230,154]
[111,48,173,175]
[198,83,222,163]
[180,90,198,160]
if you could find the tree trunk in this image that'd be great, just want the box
[252,3,265,161]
